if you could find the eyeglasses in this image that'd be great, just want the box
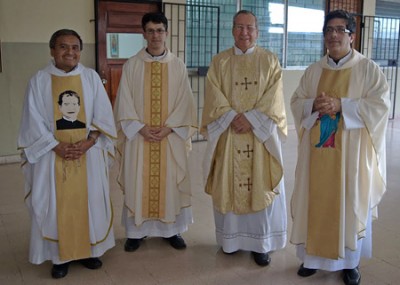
[145,28,166,35]
[233,25,257,32]
[324,26,351,35]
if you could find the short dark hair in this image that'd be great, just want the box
[141,13,168,31]
[58,90,81,106]
[233,10,258,28]
[323,10,356,35]
[49,29,83,50]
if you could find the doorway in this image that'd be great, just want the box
[95,0,161,106]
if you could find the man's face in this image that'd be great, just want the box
[324,18,354,61]
[59,95,80,121]
[143,22,168,54]
[232,13,259,52]
[51,35,81,72]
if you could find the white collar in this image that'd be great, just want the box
[234,45,256,55]
[145,49,167,60]
[62,116,78,123]
[327,50,353,68]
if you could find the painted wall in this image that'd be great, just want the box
[0,0,95,43]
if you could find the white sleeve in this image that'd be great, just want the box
[121,120,145,141]
[207,110,237,142]
[244,110,276,143]
[341,98,364,129]
[301,99,319,130]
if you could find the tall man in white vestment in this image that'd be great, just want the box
[114,13,197,252]
[18,29,117,279]
[290,10,390,285]
[201,10,288,266]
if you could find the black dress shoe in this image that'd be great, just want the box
[343,267,361,285]
[51,262,69,279]
[252,252,271,266]
[79,257,103,270]
[164,234,186,249]
[124,238,142,252]
[297,263,317,277]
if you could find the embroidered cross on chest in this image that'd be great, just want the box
[237,144,254,158]
[235,77,258,90]
[243,177,252,191]
[243,144,253,158]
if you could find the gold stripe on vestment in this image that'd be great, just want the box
[142,61,168,219]
[307,67,351,259]
[52,75,91,261]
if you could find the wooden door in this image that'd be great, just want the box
[96,0,161,106]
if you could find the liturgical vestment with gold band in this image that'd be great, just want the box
[52,74,90,261]
[202,46,287,215]
[114,48,197,230]
[290,50,390,261]
[18,61,117,264]
[201,46,287,254]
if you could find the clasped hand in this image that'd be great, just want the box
[231,113,252,134]
[313,92,341,116]
[53,139,94,161]
[139,125,172,142]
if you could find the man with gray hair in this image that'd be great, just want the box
[202,10,287,266]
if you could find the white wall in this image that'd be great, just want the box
[282,69,304,128]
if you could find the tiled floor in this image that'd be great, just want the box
[1,119,399,285]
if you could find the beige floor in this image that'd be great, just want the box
[1,119,399,285]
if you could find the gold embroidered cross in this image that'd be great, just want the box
[235,77,257,90]
[243,144,253,158]
[241,77,252,90]
[243,177,252,191]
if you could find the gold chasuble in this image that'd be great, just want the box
[142,62,168,219]
[307,68,351,259]
[209,54,281,214]
[52,75,90,261]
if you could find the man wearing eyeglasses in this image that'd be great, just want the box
[114,12,197,252]
[290,10,390,285]
[201,10,287,267]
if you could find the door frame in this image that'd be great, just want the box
[94,0,161,104]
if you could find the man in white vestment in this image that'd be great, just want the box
[18,29,117,279]
[201,10,287,266]
[290,10,390,285]
[114,13,197,252]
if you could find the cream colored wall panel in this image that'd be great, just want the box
[0,0,95,43]
[364,0,376,15]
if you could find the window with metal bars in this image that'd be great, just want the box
[186,0,325,68]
